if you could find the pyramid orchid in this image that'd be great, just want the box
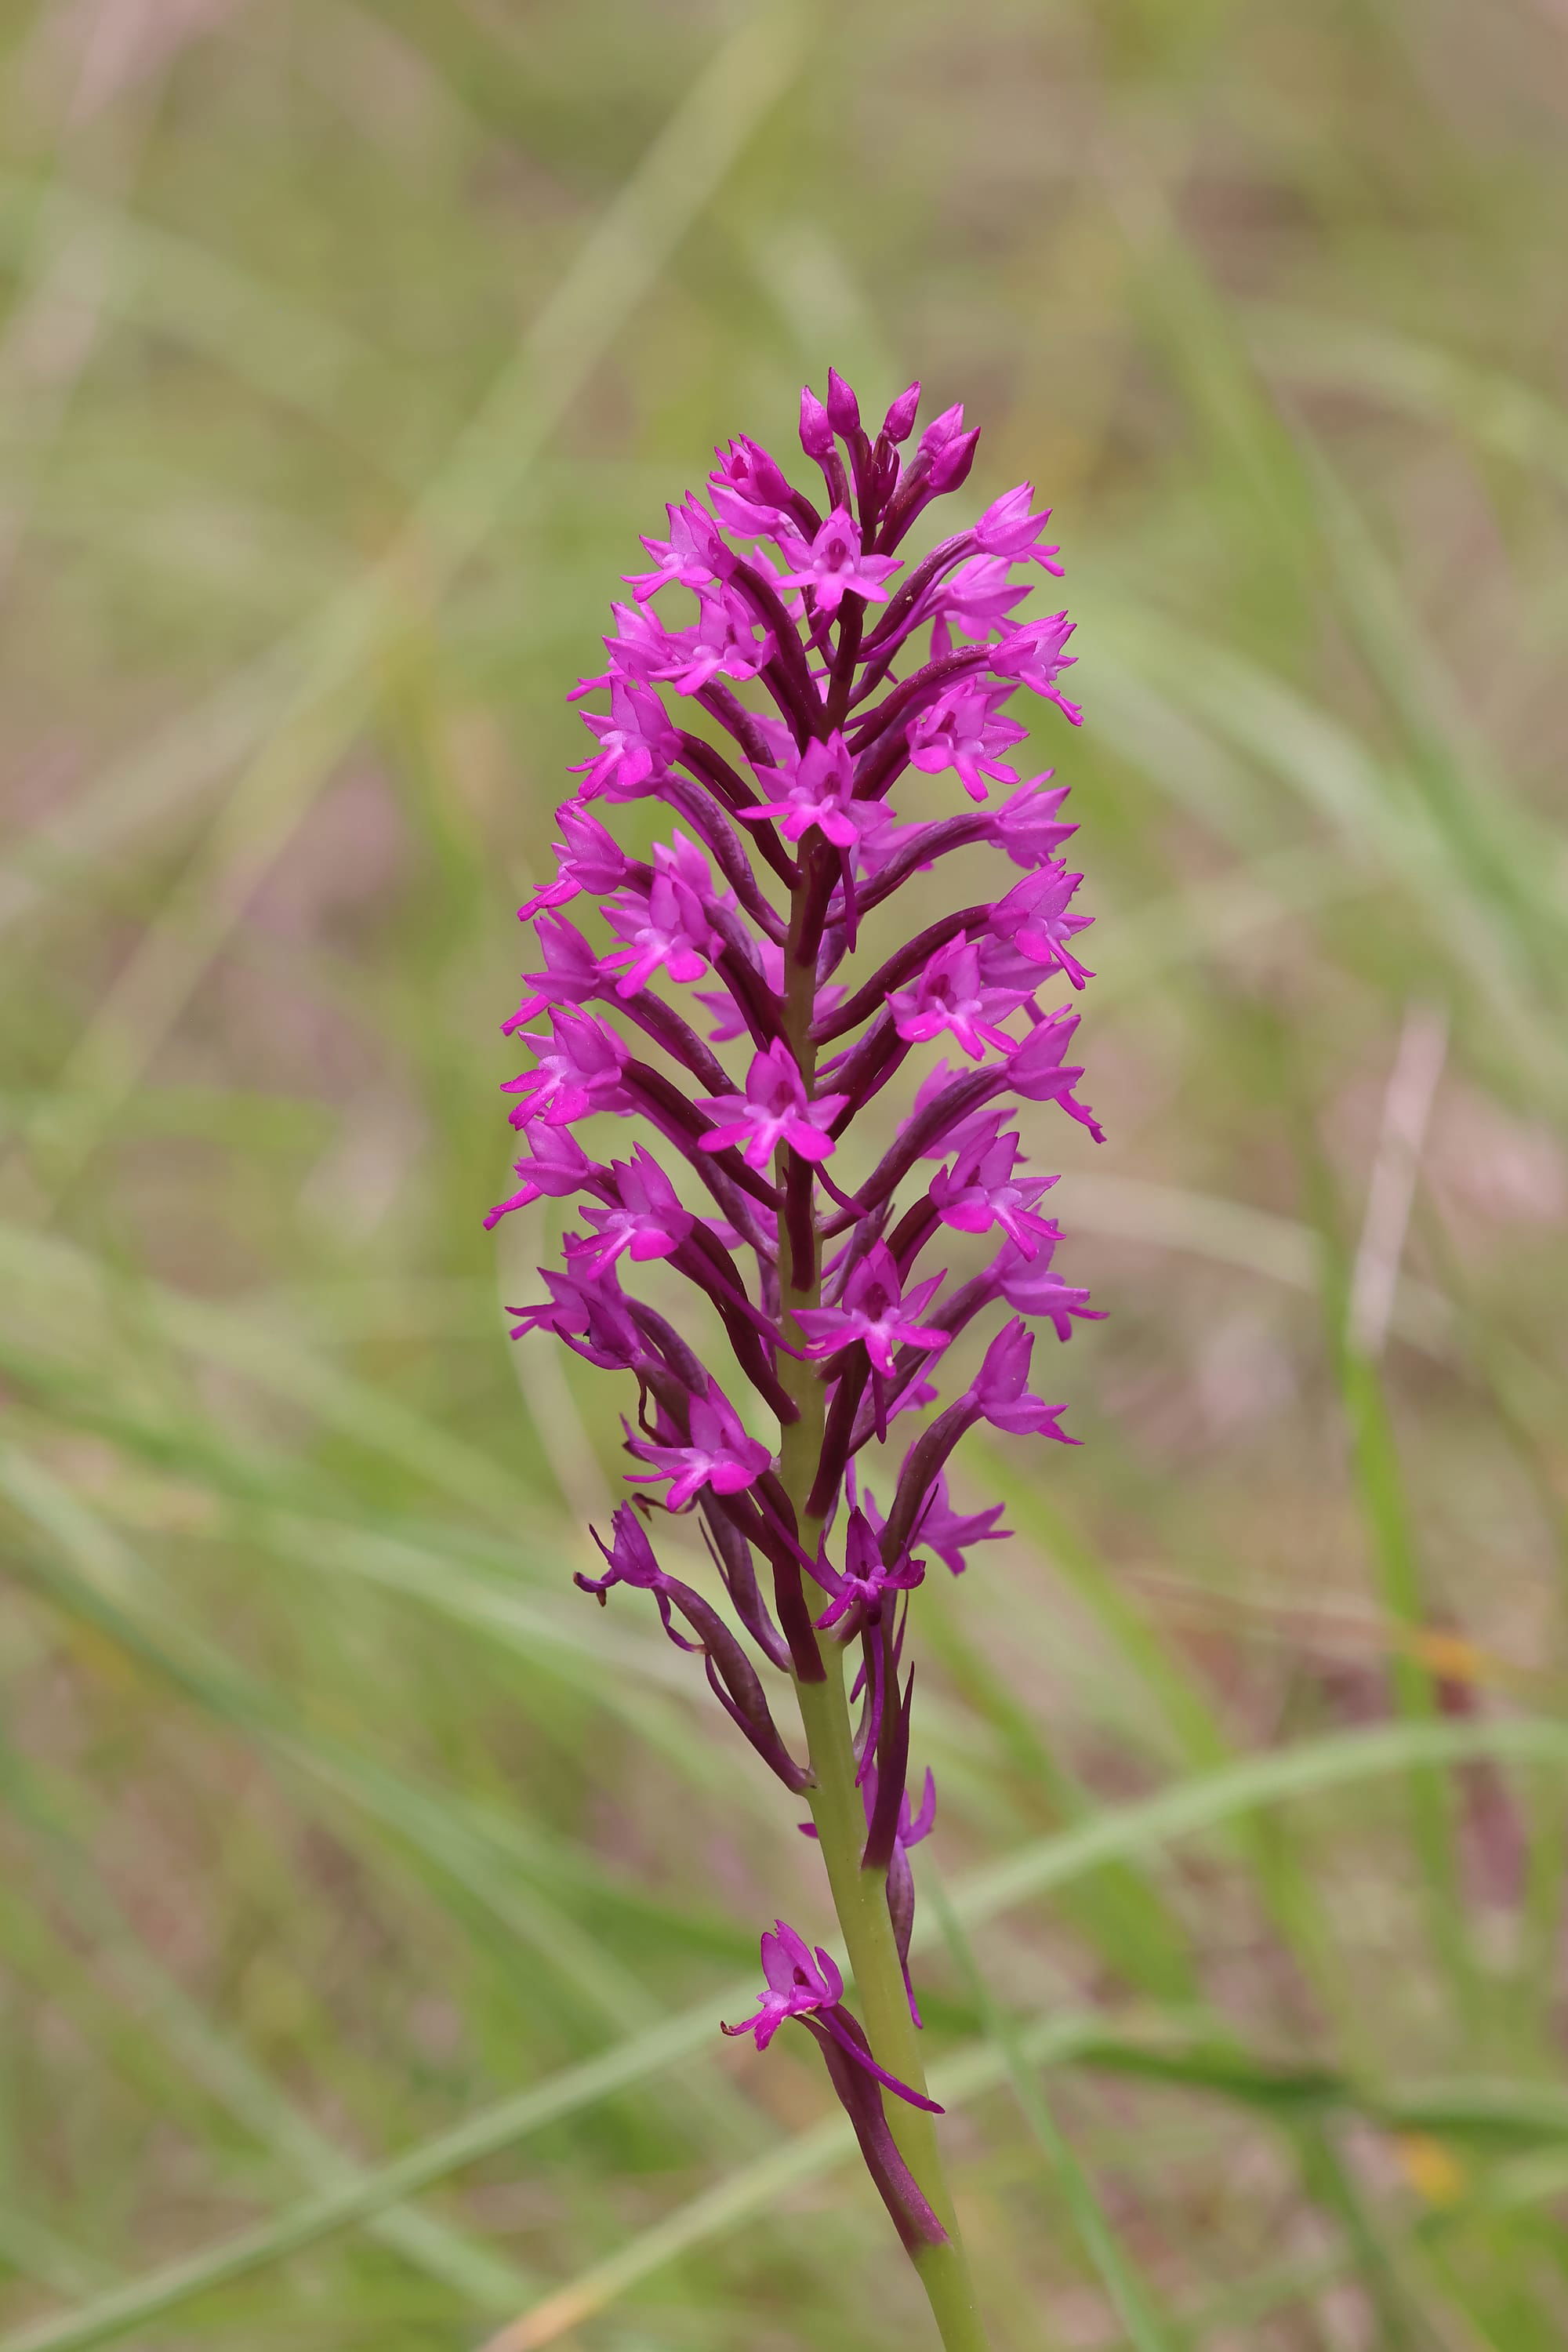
[490,373,1105,2348]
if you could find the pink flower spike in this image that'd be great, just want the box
[698,1041,848,1171]
[775,507,902,616]
[487,376,1113,2171]
[967,1319,1078,1441]
[625,1376,772,1509]
[795,1242,952,1378]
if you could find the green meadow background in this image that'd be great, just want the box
[2,1,1566,2345]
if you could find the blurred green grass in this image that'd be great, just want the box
[2,0,1567,2345]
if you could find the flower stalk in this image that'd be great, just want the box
[491,368,1105,2347]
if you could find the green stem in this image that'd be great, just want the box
[795,1666,991,2349]
[775,855,992,2352]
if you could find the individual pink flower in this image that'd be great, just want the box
[993,612,1081,723]
[593,601,683,685]
[985,774,1076,869]
[599,833,724,997]
[707,437,797,535]
[503,915,601,1029]
[998,1238,1105,1342]
[564,1145,693,1275]
[720,1921,840,2049]
[1007,1011,1104,1139]
[571,675,680,800]
[987,865,1094,991]
[775,506,902,615]
[914,402,980,495]
[721,1921,941,2111]
[508,1263,642,1371]
[929,554,1032,644]
[659,584,775,694]
[906,683,1028,801]
[967,1319,1077,1441]
[517,804,629,921]
[928,1116,1061,1256]
[625,1376,772,1509]
[798,383,835,459]
[501,1008,630,1127]
[853,1469,1009,1580]
[811,1506,925,1633]
[795,1242,952,1377]
[973,483,1065,573]
[909,1476,1011,1577]
[881,380,922,443]
[484,1123,595,1231]
[739,733,865,848]
[623,494,728,601]
[698,1040,847,1171]
[844,795,909,882]
[889,938,1026,1061]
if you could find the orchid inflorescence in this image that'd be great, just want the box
[492,369,1102,2321]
